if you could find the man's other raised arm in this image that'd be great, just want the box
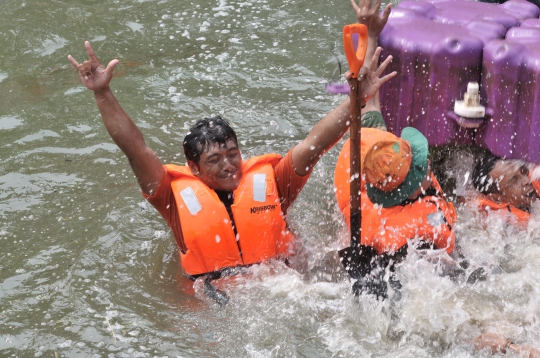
[291,48,396,176]
[68,41,164,196]
[351,0,392,114]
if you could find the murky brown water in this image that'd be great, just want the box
[2,0,540,357]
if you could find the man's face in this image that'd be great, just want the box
[189,139,243,192]
[489,160,539,209]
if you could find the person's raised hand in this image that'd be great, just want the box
[350,0,392,39]
[68,41,119,93]
[346,47,397,105]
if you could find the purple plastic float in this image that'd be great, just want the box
[477,19,540,162]
[378,0,538,147]
[330,0,540,162]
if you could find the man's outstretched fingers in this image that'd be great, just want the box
[378,66,398,86]
[381,3,392,21]
[85,41,100,65]
[379,70,397,86]
[349,0,359,13]
[105,59,120,76]
[369,47,383,71]
[376,55,393,77]
[67,55,80,69]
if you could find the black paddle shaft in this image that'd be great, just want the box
[349,76,362,248]
[338,73,377,279]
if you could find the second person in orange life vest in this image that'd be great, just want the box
[334,127,458,298]
[67,39,397,286]
[333,0,458,299]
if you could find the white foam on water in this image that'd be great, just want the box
[0,115,23,130]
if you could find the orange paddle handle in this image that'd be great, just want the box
[343,24,368,79]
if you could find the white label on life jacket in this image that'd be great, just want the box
[180,186,202,215]
[253,173,266,202]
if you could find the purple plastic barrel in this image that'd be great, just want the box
[378,0,539,146]
[476,22,540,163]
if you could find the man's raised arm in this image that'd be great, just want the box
[291,47,396,176]
[68,41,164,195]
[351,0,392,114]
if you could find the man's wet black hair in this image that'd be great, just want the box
[472,151,501,194]
[183,115,238,165]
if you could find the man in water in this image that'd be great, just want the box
[67,35,396,288]
[471,150,540,225]
[334,0,457,299]
[350,128,457,298]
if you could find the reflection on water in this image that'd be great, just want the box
[1,0,540,356]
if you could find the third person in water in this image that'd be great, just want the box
[471,150,540,226]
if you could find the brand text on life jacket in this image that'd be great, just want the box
[250,204,277,214]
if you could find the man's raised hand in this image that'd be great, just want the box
[350,0,392,39]
[346,47,397,105]
[68,41,119,92]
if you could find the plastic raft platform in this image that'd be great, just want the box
[377,0,540,163]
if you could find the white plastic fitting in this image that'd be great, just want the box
[454,82,486,118]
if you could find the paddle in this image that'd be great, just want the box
[338,24,377,281]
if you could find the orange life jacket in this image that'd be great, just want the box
[166,154,294,276]
[359,175,456,255]
[334,131,456,255]
[475,197,530,225]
